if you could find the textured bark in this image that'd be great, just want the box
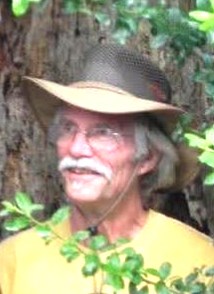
[0,0,213,239]
[0,0,104,238]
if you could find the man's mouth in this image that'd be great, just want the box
[66,167,101,176]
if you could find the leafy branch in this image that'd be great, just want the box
[1,192,214,294]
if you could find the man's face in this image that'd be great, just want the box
[55,106,140,208]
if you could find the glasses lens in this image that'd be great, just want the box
[88,127,120,151]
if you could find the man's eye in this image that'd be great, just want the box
[91,128,115,137]
[60,122,76,133]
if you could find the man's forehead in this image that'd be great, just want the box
[56,105,137,126]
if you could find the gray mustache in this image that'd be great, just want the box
[58,156,112,181]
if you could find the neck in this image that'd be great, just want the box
[70,192,149,243]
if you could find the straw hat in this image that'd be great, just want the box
[22,43,200,191]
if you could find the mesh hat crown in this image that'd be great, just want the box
[76,44,171,105]
[22,44,200,191]
[22,43,182,133]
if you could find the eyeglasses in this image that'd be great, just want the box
[52,120,130,152]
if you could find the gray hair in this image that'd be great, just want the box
[134,116,179,193]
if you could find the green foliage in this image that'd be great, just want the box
[0,193,214,293]
[141,6,206,65]
[12,0,42,16]
[185,125,214,185]
[190,0,214,35]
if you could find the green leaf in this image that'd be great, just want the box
[199,16,214,31]
[211,0,214,11]
[0,209,9,217]
[189,11,214,22]
[36,224,53,239]
[73,230,90,242]
[50,206,70,225]
[123,254,144,272]
[0,201,19,213]
[29,204,44,214]
[196,0,212,10]
[185,271,198,285]
[12,0,29,16]
[115,237,129,246]
[106,253,121,272]
[204,171,214,185]
[199,151,214,168]
[139,285,149,294]
[82,254,100,276]
[145,267,160,278]
[185,133,211,149]
[205,266,214,276]
[15,192,32,214]
[155,281,170,294]
[205,125,214,145]
[129,282,148,294]
[4,216,31,231]
[159,262,172,280]
[89,235,108,250]
[105,272,124,290]
[188,282,206,293]
[60,241,80,262]
[121,247,136,257]
[170,278,186,291]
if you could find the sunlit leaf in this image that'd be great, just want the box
[50,206,70,225]
[15,192,32,213]
[199,151,214,168]
[205,125,214,145]
[4,216,31,231]
[189,11,214,22]
[199,17,214,31]
[185,133,211,149]
[211,0,214,11]
[12,0,29,16]
[0,209,9,217]
[0,201,19,213]
[204,171,214,185]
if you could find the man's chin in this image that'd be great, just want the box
[65,186,105,202]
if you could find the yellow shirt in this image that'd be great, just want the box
[0,210,213,294]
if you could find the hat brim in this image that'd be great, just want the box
[22,76,183,132]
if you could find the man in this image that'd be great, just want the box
[0,44,213,294]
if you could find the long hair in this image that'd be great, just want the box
[134,116,179,195]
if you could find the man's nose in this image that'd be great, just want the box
[69,132,93,157]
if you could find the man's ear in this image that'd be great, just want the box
[137,150,160,176]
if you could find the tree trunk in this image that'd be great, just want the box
[0,0,104,238]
